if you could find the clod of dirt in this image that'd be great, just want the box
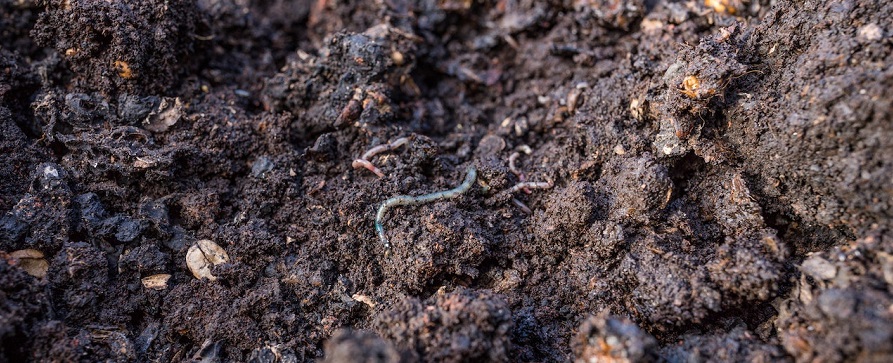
[0,103,46,211]
[0,256,55,362]
[375,288,512,362]
[31,0,202,94]
[621,238,722,327]
[573,0,647,30]
[119,244,170,281]
[0,163,71,253]
[141,274,171,291]
[262,23,417,137]
[706,231,784,302]
[777,230,893,362]
[74,192,148,244]
[531,181,597,250]
[648,33,749,156]
[381,203,490,292]
[322,329,402,363]
[7,249,49,278]
[572,312,659,363]
[186,239,230,281]
[601,154,672,224]
[658,324,788,362]
[49,241,109,325]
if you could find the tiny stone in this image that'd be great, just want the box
[858,24,883,42]
[251,156,275,178]
[477,135,506,156]
[801,255,837,281]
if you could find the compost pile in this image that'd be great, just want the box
[1,0,892,361]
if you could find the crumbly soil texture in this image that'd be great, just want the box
[1,0,892,362]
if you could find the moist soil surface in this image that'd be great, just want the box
[1,0,892,362]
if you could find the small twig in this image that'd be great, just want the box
[508,181,553,193]
[375,166,477,249]
[352,137,409,178]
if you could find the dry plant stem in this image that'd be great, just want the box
[509,181,553,193]
[375,166,477,249]
[352,137,410,177]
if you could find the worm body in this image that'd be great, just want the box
[375,166,477,248]
[352,137,409,178]
[508,181,553,193]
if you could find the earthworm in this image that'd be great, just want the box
[508,145,533,193]
[375,166,477,249]
[512,198,532,214]
[508,181,553,193]
[351,159,385,178]
[508,152,523,178]
[352,137,410,177]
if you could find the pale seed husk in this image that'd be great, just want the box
[10,249,49,279]
[186,240,229,281]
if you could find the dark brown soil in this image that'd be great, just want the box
[1,0,892,362]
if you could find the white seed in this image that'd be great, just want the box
[567,88,584,113]
[133,156,156,168]
[614,144,627,155]
[141,274,171,290]
[10,249,49,279]
[186,239,230,281]
[351,294,376,309]
[143,97,183,133]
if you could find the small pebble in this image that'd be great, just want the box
[251,156,275,178]
[801,255,837,281]
[858,24,883,42]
